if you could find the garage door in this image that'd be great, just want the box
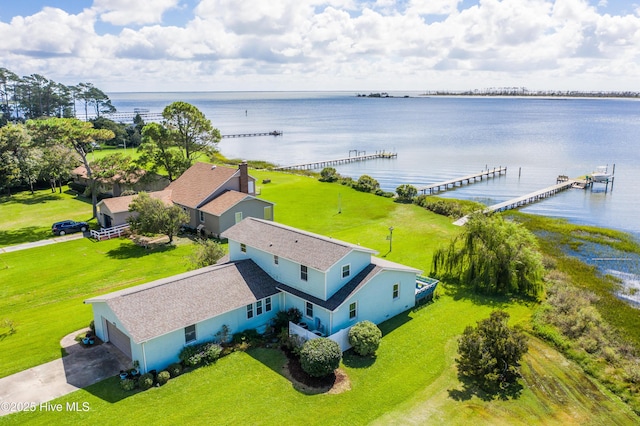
[106,320,132,359]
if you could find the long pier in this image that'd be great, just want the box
[274,151,397,171]
[222,131,283,138]
[453,179,579,226]
[417,167,507,195]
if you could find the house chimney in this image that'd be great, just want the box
[239,160,249,194]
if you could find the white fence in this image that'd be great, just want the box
[90,224,130,241]
[289,322,353,352]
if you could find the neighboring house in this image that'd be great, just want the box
[72,165,170,197]
[96,162,275,236]
[85,218,424,373]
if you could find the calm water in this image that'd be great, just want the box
[110,91,640,305]
[109,91,640,237]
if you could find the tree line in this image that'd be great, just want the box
[0,67,116,125]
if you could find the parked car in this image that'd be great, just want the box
[52,220,89,236]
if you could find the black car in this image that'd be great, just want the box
[52,220,88,236]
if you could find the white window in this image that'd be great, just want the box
[235,212,243,223]
[342,264,350,278]
[349,302,357,320]
[240,243,247,253]
[301,265,308,281]
[393,283,400,299]
[185,324,196,343]
[199,210,205,223]
[305,302,313,318]
[265,297,272,312]
[264,206,273,220]
[256,300,263,315]
[246,304,254,319]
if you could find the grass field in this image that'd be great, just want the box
[0,187,94,248]
[1,167,639,424]
[0,238,195,378]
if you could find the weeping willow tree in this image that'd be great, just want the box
[432,213,544,298]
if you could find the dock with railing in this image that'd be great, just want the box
[274,150,397,171]
[416,167,507,195]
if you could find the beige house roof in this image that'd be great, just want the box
[167,162,239,209]
[85,260,280,343]
[98,190,173,214]
[199,190,251,216]
[72,165,148,184]
[221,217,377,272]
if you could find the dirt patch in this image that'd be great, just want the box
[280,355,351,395]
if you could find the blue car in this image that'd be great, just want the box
[52,220,88,236]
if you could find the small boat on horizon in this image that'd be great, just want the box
[590,165,613,182]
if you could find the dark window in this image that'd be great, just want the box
[185,325,196,343]
[342,264,350,278]
[256,300,263,315]
[349,302,357,319]
[246,304,254,319]
[240,243,246,253]
[265,297,272,312]
[393,283,400,299]
[306,302,313,318]
[274,255,279,265]
[301,265,308,281]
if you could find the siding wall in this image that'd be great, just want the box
[324,251,372,299]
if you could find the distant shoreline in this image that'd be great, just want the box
[357,90,640,99]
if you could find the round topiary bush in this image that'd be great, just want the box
[167,362,182,378]
[119,378,136,391]
[348,320,382,356]
[299,337,342,377]
[156,370,170,385]
[138,373,154,390]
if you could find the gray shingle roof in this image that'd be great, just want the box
[85,260,280,343]
[221,218,377,271]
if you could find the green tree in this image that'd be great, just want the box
[354,174,380,193]
[432,213,544,297]
[162,101,221,168]
[0,124,22,195]
[128,192,188,243]
[26,117,115,218]
[319,167,339,182]
[395,184,418,203]
[189,239,226,269]
[456,310,528,392]
[299,337,342,378]
[138,122,185,181]
[348,320,382,356]
[90,117,127,147]
[40,145,77,193]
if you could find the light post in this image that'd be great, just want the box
[388,226,394,252]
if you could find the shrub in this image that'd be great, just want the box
[157,370,170,385]
[119,378,136,391]
[167,363,182,378]
[319,167,339,182]
[271,308,303,333]
[300,338,342,377]
[202,342,223,363]
[231,329,262,346]
[354,175,380,193]
[395,184,418,203]
[279,329,305,357]
[179,344,204,367]
[348,320,382,356]
[138,373,154,390]
[89,320,95,333]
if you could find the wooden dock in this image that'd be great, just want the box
[222,131,283,138]
[274,151,397,171]
[417,167,507,195]
[453,179,578,226]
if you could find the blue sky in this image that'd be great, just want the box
[1,0,639,92]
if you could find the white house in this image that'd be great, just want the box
[85,218,426,373]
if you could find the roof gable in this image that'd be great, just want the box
[98,190,173,214]
[85,260,280,343]
[199,190,251,216]
[167,162,238,209]
[221,218,377,272]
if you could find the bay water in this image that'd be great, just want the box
[109,91,640,304]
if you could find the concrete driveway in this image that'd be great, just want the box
[0,329,129,417]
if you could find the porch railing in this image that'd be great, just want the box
[90,223,130,241]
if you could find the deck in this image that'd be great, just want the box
[416,167,507,195]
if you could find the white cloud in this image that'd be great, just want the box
[1,0,640,91]
[93,0,180,25]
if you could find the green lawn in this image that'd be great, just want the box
[0,237,195,378]
[1,168,639,424]
[0,187,94,248]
